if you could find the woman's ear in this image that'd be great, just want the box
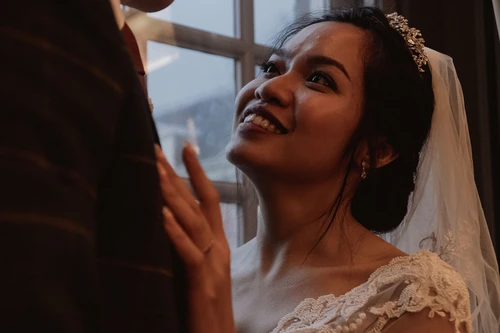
[355,138,399,171]
[374,139,399,168]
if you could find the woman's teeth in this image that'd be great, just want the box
[243,114,282,134]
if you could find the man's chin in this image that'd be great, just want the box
[121,0,174,12]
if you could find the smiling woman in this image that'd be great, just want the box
[155,6,500,333]
[227,22,368,186]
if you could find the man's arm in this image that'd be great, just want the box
[0,1,124,331]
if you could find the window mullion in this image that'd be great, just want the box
[236,0,256,87]
[253,43,272,64]
[235,0,259,245]
[142,17,245,59]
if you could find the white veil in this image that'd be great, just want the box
[384,48,500,333]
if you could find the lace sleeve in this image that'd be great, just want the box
[368,252,472,333]
[270,251,472,333]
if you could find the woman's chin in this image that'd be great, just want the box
[226,141,265,169]
[225,148,252,172]
[226,144,266,177]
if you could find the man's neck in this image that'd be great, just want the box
[109,0,125,29]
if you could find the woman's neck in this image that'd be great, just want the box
[248,178,370,275]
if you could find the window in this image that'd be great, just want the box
[125,0,332,249]
[149,0,235,37]
[254,0,329,45]
[148,42,236,182]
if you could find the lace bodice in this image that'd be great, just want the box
[271,251,472,333]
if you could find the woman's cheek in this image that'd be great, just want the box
[233,80,262,121]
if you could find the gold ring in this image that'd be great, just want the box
[202,239,215,254]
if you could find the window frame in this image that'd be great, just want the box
[126,4,264,247]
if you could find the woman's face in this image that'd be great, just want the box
[226,22,367,183]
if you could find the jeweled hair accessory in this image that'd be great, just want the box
[386,12,429,73]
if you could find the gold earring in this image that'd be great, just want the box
[361,161,367,180]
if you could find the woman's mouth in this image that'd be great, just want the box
[240,106,289,134]
[242,113,283,134]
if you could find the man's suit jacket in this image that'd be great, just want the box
[0,0,186,331]
[121,23,147,95]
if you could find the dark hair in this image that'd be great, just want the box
[271,7,434,234]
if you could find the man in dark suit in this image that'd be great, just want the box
[0,0,186,332]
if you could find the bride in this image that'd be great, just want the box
[155,7,500,333]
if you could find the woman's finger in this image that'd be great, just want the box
[162,206,204,267]
[155,145,200,212]
[182,143,225,237]
[157,160,213,249]
[156,160,194,215]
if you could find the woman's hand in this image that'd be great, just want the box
[155,143,234,333]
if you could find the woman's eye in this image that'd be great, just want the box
[308,73,331,86]
[260,62,280,75]
[307,72,337,91]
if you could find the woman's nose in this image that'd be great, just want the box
[254,75,294,107]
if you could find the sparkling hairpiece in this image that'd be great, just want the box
[386,12,428,73]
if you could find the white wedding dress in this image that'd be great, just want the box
[271,250,471,333]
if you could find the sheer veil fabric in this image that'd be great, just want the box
[383,48,500,333]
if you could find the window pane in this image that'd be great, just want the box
[148,0,235,37]
[148,42,236,182]
[255,64,262,78]
[221,203,238,249]
[254,0,329,45]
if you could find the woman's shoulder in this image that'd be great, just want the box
[271,250,472,333]
[368,250,472,331]
[368,249,466,289]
